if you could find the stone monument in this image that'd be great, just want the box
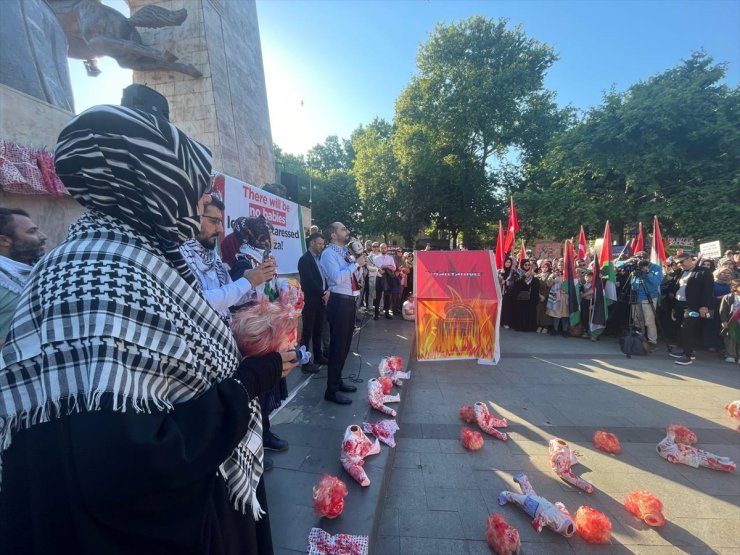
[126,0,276,186]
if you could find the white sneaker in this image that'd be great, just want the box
[727,356,737,363]
[536,327,542,333]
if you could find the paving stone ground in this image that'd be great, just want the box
[377,329,740,555]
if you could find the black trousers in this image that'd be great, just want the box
[674,301,702,356]
[300,298,326,358]
[374,276,391,315]
[326,294,357,394]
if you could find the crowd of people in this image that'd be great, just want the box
[499,248,740,366]
[0,104,423,554]
[0,103,737,553]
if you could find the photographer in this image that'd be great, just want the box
[628,256,663,349]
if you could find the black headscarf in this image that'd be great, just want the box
[54,105,212,285]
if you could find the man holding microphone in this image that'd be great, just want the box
[320,222,367,404]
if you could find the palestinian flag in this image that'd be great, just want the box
[577,226,589,262]
[589,253,608,337]
[563,240,581,326]
[599,221,617,303]
[518,240,527,265]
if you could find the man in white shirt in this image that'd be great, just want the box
[320,222,367,404]
[373,243,396,320]
[180,195,274,321]
[0,208,47,347]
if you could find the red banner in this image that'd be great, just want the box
[415,250,501,364]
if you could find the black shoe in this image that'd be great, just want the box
[669,351,694,359]
[264,431,289,452]
[264,457,274,472]
[373,314,379,321]
[385,313,393,320]
[302,362,320,374]
[674,355,694,366]
[338,383,357,393]
[314,356,329,365]
[324,392,352,405]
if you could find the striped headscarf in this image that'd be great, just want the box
[0,105,265,518]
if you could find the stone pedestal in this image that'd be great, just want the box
[126,0,275,186]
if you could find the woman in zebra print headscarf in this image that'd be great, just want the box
[0,105,296,554]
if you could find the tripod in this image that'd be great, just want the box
[627,269,666,353]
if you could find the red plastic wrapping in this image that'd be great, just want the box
[312,475,348,519]
[574,506,612,543]
[593,431,621,454]
[459,404,477,423]
[485,513,521,555]
[461,427,484,451]
[667,423,697,445]
[378,376,393,395]
[624,490,665,527]
[725,401,740,420]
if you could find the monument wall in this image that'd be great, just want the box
[126,0,276,187]
[0,84,84,249]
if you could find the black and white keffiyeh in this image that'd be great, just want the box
[0,105,266,519]
[0,255,32,295]
[180,238,234,319]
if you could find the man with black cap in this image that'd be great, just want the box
[669,253,714,365]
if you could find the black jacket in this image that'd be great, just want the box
[678,265,714,310]
[298,250,325,306]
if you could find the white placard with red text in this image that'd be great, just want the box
[214,173,305,274]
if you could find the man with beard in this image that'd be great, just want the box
[0,208,47,345]
[180,195,274,321]
[373,243,396,320]
[320,222,367,404]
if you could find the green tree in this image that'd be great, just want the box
[523,52,740,247]
[394,16,564,247]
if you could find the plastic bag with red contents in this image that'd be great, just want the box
[574,506,612,543]
[461,427,484,451]
[593,431,621,454]
[459,404,476,423]
[312,475,348,519]
[378,376,393,395]
[485,513,521,555]
[624,490,665,527]
[667,423,697,445]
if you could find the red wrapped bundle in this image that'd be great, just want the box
[624,490,665,527]
[726,401,740,420]
[378,376,393,395]
[667,423,697,445]
[574,506,612,543]
[312,474,348,519]
[485,513,521,555]
[461,427,484,451]
[593,431,621,454]
[459,404,476,424]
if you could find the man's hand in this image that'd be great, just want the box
[699,307,709,318]
[279,351,300,378]
[244,260,276,287]
[356,254,367,267]
[322,291,330,304]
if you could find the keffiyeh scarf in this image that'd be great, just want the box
[0,105,266,519]
[0,255,32,294]
[180,238,233,319]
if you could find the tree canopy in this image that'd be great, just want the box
[272,18,738,251]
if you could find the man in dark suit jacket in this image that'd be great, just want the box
[669,253,714,365]
[299,232,330,373]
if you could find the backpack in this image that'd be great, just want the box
[620,329,648,357]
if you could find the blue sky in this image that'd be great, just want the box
[72,0,739,156]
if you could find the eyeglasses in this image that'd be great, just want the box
[200,215,223,226]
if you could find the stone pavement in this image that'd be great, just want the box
[264,310,415,554]
[376,329,740,555]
